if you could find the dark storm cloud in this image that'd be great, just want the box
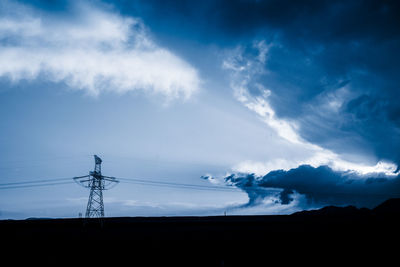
[112,0,400,165]
[224,165,400,209]
[110,0,400,43]
[341,94,400,163]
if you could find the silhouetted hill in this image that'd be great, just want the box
[292,205,369,216]
[292,206,360,216]
[25,217,54,220]
[373,198,400,214]
[293,198,400,216]
[1,198,400,266]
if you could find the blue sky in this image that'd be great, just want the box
[0,0,399,218]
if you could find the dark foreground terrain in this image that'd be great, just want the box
[1,199,400,266]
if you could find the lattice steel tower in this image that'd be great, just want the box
[74,155,119,218]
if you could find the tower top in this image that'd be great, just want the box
[94,155,102,164]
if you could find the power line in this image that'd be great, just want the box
[1,174,399,199]
[0,177,73,187]
[121,180,237,192]
[116,177,241,192]
[0,175,241,193]
[0,181,75,190]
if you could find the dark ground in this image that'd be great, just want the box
[1,199,400,266]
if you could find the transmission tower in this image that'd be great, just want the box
[74,155,119,218]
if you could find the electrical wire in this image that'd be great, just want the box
[0,175,399,199]
[0,181,75,190]
[0,175,241,192]
[0,177,73,187]
[116,177,240,192]
[119,180,240,192]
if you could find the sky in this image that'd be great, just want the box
[0,0,399,219]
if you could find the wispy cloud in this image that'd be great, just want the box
[0,1,200,99]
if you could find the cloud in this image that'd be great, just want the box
[217,36,400,210]
[130,0,400,164]
[222,165,400,209]
[223,41,398,177]
[0,0,200,99]
[123,1,400,45]
[232,153,398,177]
[212,37,400,212]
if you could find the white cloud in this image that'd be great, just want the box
[232,153,398,177]
[223,41,398,177]
[234,84,303,144]
[0,1,200,99]
[253,40,271,64]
